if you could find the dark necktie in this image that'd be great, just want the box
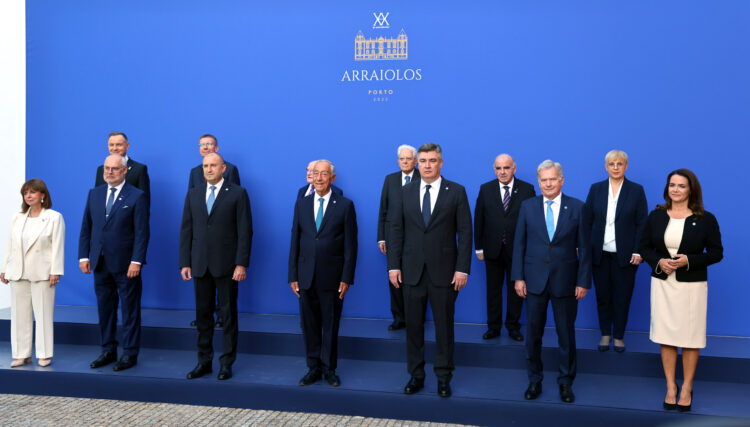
[502,185,510,212]
[105,187,116,217]
[422,184,432,226]
[404,175,411,186]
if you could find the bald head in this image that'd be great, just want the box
[493,154,516,185]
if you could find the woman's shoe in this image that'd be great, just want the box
[613,339,626,353]
[677,390,693,412]
[598,336,611,352]
[38,358,52,367]
[663,386,679,411]
[10,357,31,368]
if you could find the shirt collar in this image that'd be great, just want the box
[208,178,225,191]
[544,192,562,206]
[109,180,126,192]
[498,177,514,190]
[421,176,442,191]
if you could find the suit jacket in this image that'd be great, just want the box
[474,177,535,258]
[78,183,149,273]
[297,184,343,200]
[639,208,722,282]
[2,208,65,281]
[511,194,591,297]
[583,178,648,267]
[179,182,253,278]
[96,158,151,205]
[288,191,357,290]
[387,177,473,286]
[377,170,420,242]
[187,161,241,191]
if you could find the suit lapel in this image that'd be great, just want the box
[407,182,424,230]
[533,197,551,243]
[427,179,450,229]
[614,179,629,221]
[104,184,130,225]
[552,195,571,243]
[208,183,230,218]
[317,191,338,233]
[22,209,50,254]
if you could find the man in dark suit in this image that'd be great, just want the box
[79,154,150,371]
[289,159,357,388]
[474,154,535,341]
[179,153,253,381]
[377,144,419,331]
[388,143,472,398]
[511,160,591,403]
[95,132,150,207]
[297,160,343,199]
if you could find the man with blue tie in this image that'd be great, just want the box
[511,160,591,403]
[297,160,343,200]
[289,160,357,387]
[80,154,150,371]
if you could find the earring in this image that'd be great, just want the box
[41,199,45,204]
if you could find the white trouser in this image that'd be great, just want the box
[10,280,56,359]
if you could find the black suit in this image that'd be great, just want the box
[96,158,150,207]
[474,178,535,333]
[297,183,343,200]
[377,170,420,325]
[387,177,472,382]
[188,161,241,190]
[179,181,253,366]
[289,191,357,372]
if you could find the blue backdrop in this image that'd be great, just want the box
[25,0,750,336]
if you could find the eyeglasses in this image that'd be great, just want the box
[199,143,216,148]
[104,166,123,172]
[398,157,414,161]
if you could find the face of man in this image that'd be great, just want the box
[313,161,336,196]
[108,134,130,157]
[203,154,227,185]
[417,150,442,183]
[538,167,564,199]
[494,155,516,185]
[398,149,417,174]
[306,161,317,184]
[103,155,127,186]
[605,157,628,180]
[199,136,218,157]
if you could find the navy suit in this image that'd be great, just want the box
[511,194,591,385]
[79,183,149,356]
[288,190,357,372]
[297,183,343,200]
[583,178,648,339]
[187,161,241,191]
[96,158,150,207]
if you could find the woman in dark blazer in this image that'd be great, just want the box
[583,150,648,352]
[640,169,722,412]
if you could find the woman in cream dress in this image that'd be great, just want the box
[0,179,65,367]
[640,169,722,412]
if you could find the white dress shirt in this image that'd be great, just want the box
[103,180,126,209]
[543,193,562,229]
[402,171,416,186]
[603,179,620,252]
[419,176,441,213]
[206,178,225,203]
[498,178,514,202]
[312,189,332,220]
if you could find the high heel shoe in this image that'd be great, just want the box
[597,336,611,352]
[10,357,31,368]
[663,385,679,411]
[677,390,693,412]
[38,358,52,367]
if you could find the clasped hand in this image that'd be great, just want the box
[659,254,688,275]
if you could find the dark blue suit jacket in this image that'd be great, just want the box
[583,178,648,267]
[511,194,591,297]
[78,183,150,273]
[288,191,357,291]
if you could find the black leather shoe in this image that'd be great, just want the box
[324,371,341,387]
[187,362,212,379]
[190,320,197,327]
[524,382,542,400]
[559,384,575,403]
[90,351,117,369]
[482,329,500,340]
[508,329,524,342]
[217,365,232,380]
[437,381,452,398]
[299,369,322,386]
[404,377,424,394]
[113,355,137,371]
[664,386,680,411]
[388,321,405,331]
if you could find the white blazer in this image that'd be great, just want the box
[1,208,65,282]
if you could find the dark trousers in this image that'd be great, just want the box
[592,252,637,339]
[388,275,405,324]
[485,246,523,332]
[525,285,578,385]
[299,278,343,372]
[194,273,238,366]
[403,269,458,382]
[93,256,142,356]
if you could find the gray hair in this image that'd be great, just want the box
[495,153,516,167]
[418,143,442,160]
[536,159,563,178]
[315,159,336,175]
[397,144,417,158]
[605,149,628,164]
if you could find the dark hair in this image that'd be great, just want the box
[199,134,218,145]
[418,143,442,159]
[20,178,52,213]
[658,168,704,217]
[108,131,128,141]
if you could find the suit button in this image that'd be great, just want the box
[315,238,319,240]
[545,260,550,263]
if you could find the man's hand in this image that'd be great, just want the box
[378,241,387,255]
[515,280,527,298]
[575,286,588,300]
[476,252,485,261]
[630,254,643,265]
[290,281,300,297]
[181,267,192,281]
[49,275,60,286]
[452,272,468,291]
[389,270,401,288]
[339,282,350,299]
[79,261,91,274]
[127,263,141,279]
[232,265,247,282]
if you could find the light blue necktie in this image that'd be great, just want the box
[315,197,325,231]
[404,175,411,185]
[105,187,116,217]
[206,185,216,213]
[546,200,555,241]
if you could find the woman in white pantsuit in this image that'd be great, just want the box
[1,179,65,367]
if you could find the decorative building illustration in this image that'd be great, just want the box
[354,29,408,61]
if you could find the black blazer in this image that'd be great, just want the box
[474,177,535,258]
[639,208,722,282]
[187,161,241,191]
[387,177,473,287]
[583,178,648,267]
[377,170,420,242]
[288,191,358,290]
[96,158,151,205]
[179,182,253,278]
[297,183,343,200]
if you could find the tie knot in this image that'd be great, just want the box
[210,186,216,191]
[503,185,509,190]
[319,197,324,203]
[425,184,431,191]
[546,200,553,206]
[110,187,116,193]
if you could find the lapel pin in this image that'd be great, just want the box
[564,206,568,210]
[692,222,696,226]
[333,200,337,204]
[118,197,123,201]
[445,186,449,190]
[225,188,229,191]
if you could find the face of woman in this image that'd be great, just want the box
[668,174,690,204]
[605,158,628,180]
[23,189,43,209]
